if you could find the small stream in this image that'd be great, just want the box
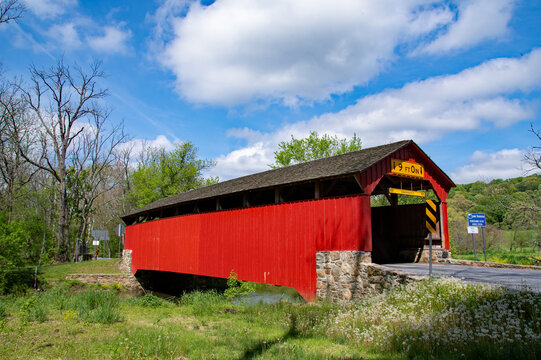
[232,291,304,305]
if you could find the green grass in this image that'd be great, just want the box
[1,278,539,359]
[454,249,541,265]
[40,259,122,283]
[124,293,173,308]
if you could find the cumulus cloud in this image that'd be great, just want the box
[118,135,179,166]
[24,0,77,19]
[154,0,455,106]
[21,0,132,56]
[206,142,275,180]
[450,149,530,184]
[40,22,132,55]
[297,49,541,146]
[152,0,517,106]
[415,0,514,55]
[121,135,177,154]
[47,22,81,49]
[208,50,541,180]
[87,25,132,54]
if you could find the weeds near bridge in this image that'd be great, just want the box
[286,278,541,359]
[224,270,256,301]
[1,260,541,359]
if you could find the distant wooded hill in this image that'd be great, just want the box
[447,175,541,253]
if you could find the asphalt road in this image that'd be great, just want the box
[382,263,541,293]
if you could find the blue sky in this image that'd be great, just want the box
[1,0,540,184]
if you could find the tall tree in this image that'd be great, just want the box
[128,142,217,209]
[17,60,109,261]
[272,131,361,168]
[0,73,36,222]
[69,111,127,255]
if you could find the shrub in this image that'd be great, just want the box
[18,295,48,323]
[0,217,40,295]
[224,270,256,301]
[0,268,35,295]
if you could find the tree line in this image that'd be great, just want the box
[447,175,541,253]
[0,59,216,272]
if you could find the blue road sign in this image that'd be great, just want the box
[467,213,486,227]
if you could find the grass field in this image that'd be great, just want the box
[453,249,541,265]
[40,259,122,283]
[1,260,540,359]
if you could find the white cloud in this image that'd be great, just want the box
[24,0,77,18]
[87,25,132,54]
[206,142,275,180]
[120,135,178,158]
[47,22,81,49]
[155,0,454,106]
[450,149,531,184]
[209,50,541,180]
[415,0,514,55]
[152,0,518,106]
[147,0,190,45]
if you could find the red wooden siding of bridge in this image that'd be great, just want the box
[125,195,372,300]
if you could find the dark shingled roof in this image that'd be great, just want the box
[123,140,428,220]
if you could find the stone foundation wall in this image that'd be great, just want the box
[65,249,144,294]
[65,273,144,294]
[120,249,133,273]
[316,250,421,301]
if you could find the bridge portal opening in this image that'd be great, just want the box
[369,175,443,264]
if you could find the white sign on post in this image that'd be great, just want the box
[92,240,100,246]
[115,224,125,237]
[467,226,478,234]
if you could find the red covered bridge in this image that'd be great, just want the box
[122,140,455,300]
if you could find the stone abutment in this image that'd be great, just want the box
[316,250,422,301]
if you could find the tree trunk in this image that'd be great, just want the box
[57,176,69,262]
[73,203,88,262]
[39,212,47,266]
[6,179,14,224]
[510,230,516,252]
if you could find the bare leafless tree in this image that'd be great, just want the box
[18,59,109,261]
[525,121,541,171]
[69,110,127,259]
[116,141,135,194]
[0,74,37,222]
[0,0,24,24]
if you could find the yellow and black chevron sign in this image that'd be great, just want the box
[426,200,438,233]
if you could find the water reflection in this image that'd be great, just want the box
[232,291,304,305]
